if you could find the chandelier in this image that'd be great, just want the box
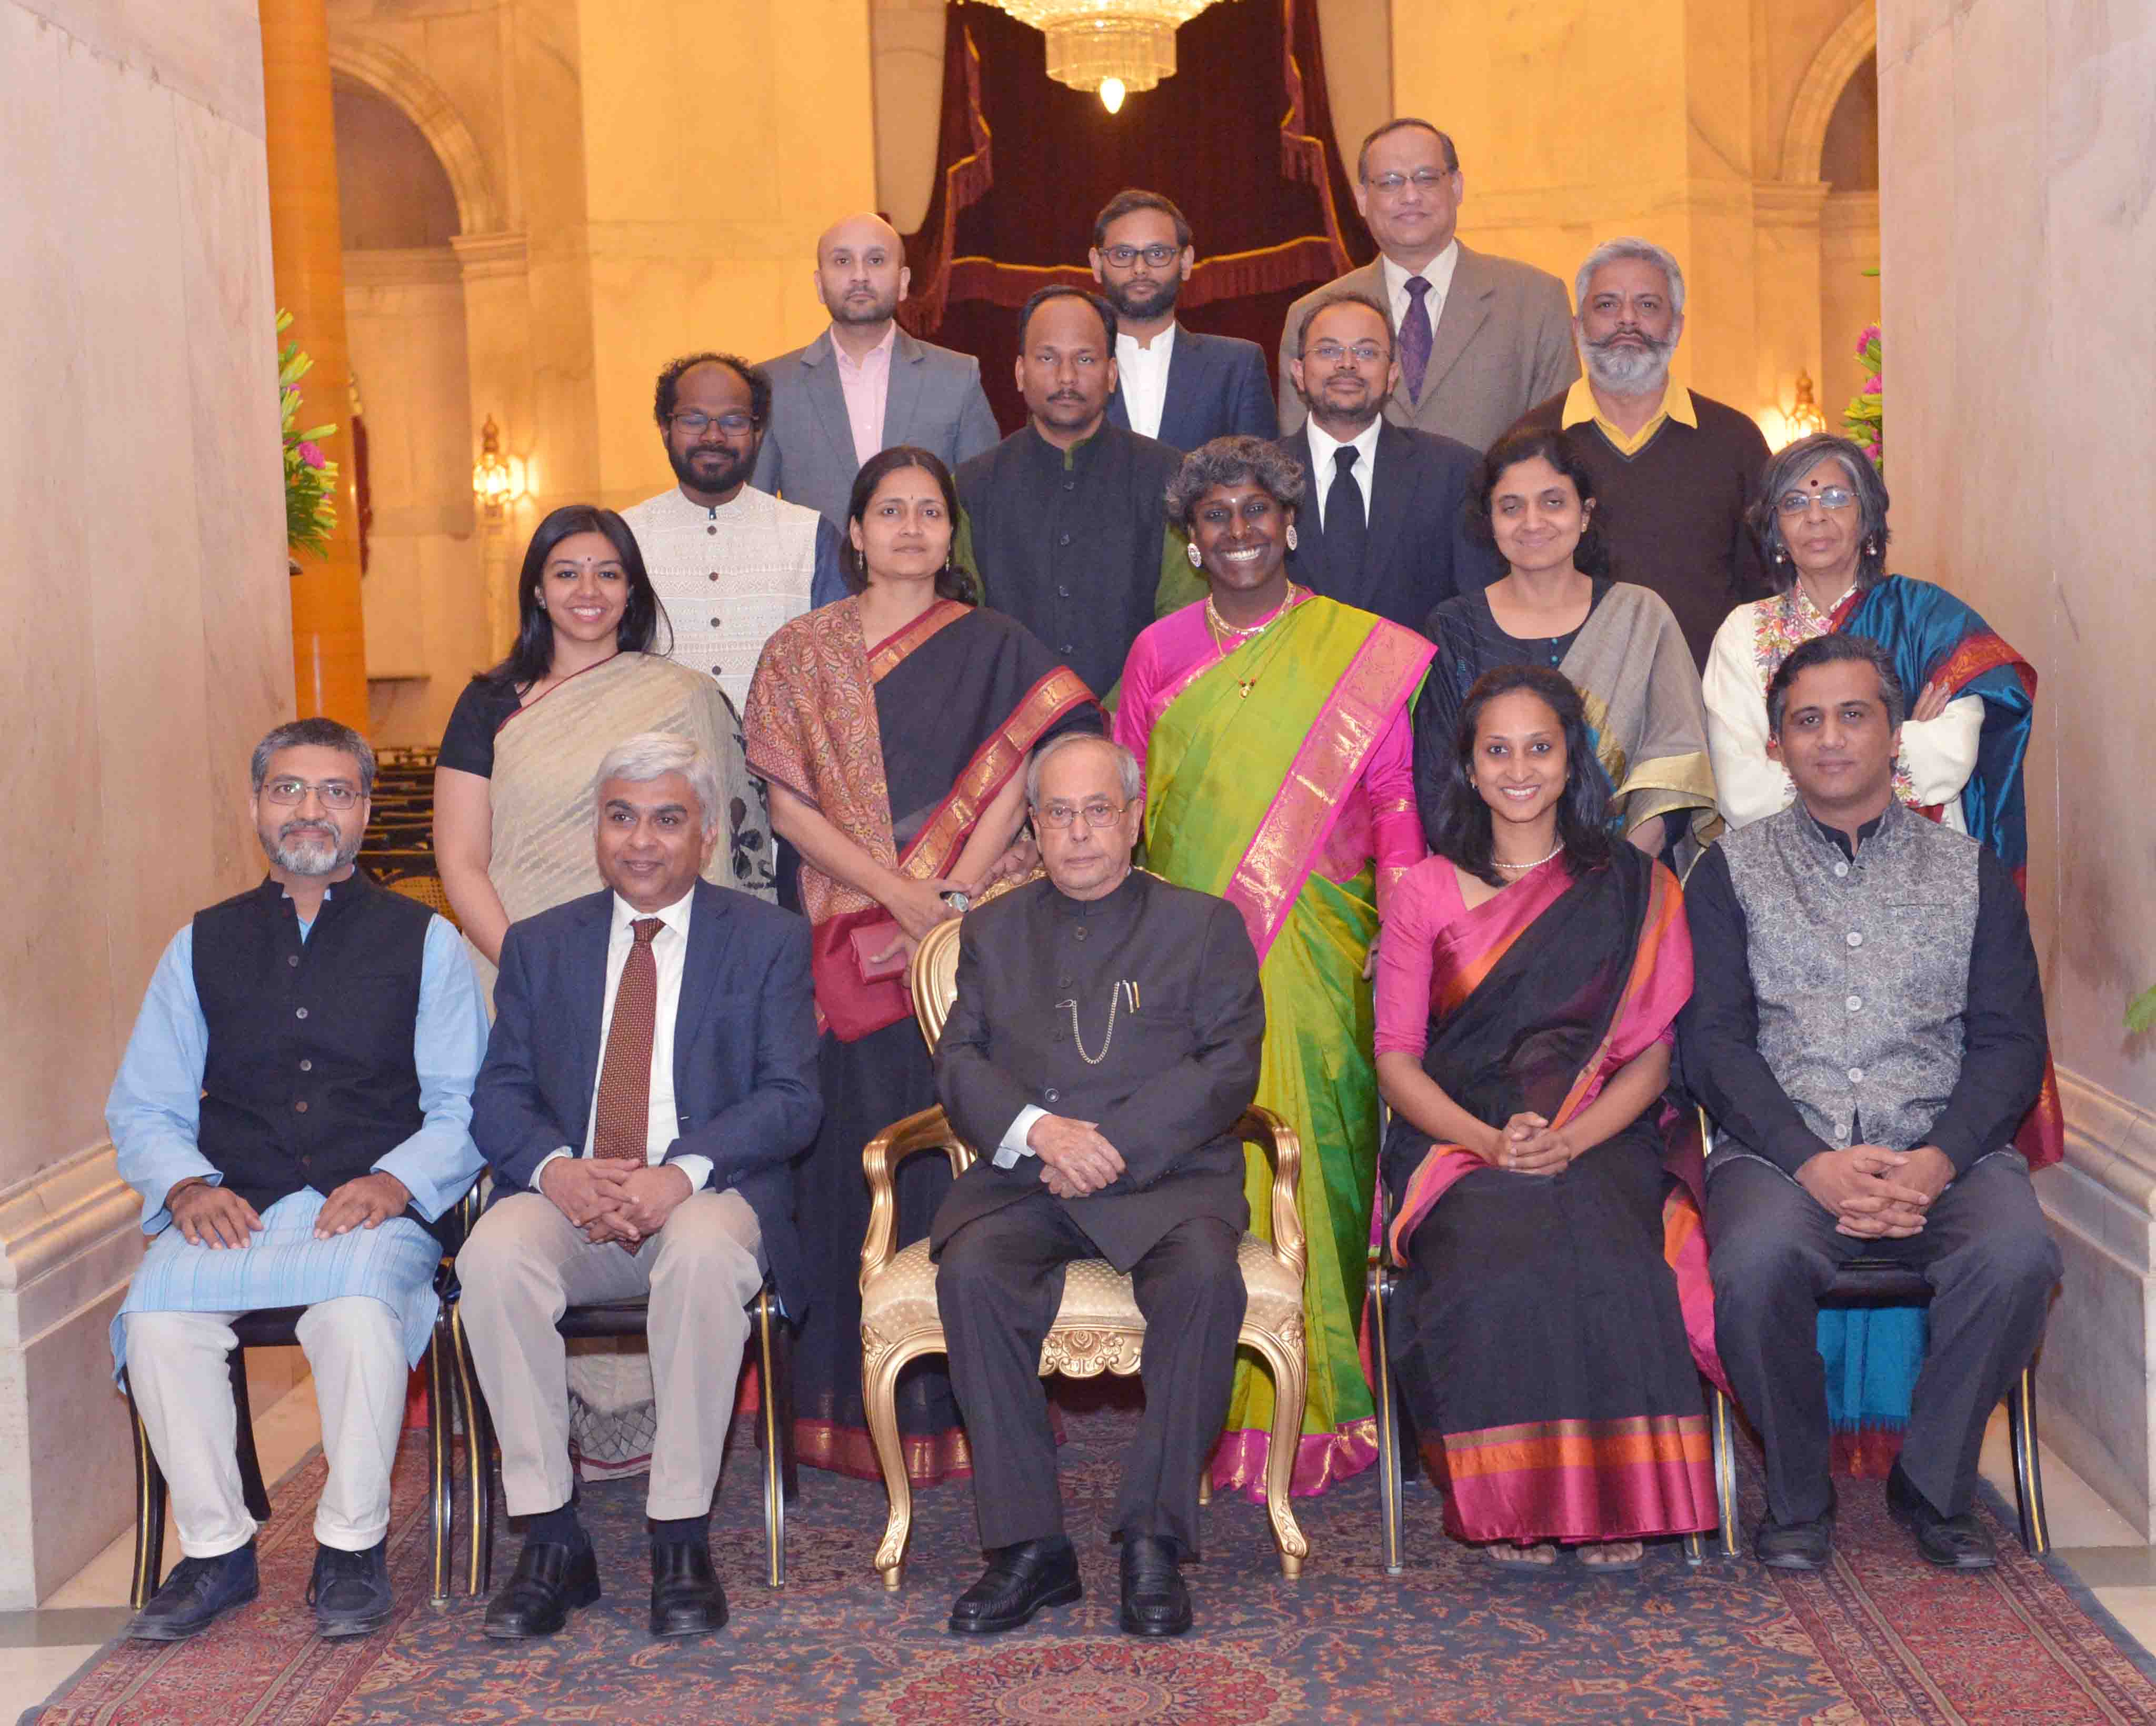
[988,0,1221,112]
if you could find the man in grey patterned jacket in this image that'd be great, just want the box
[1680,633,2059,1574]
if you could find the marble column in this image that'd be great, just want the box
[0,0,290,1604]
[263,0,370,724]
[1879,0,2156,1531]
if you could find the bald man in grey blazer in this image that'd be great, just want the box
[753,213,1002,530]
[1277,120,1576,453]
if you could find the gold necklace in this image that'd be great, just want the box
[1204,584,1301,698]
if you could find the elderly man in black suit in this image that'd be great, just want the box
[1277,289,1492,630]
[932,732,1264,1640]
[457,731,819,1642]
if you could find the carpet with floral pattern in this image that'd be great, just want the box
[29,1393,2156,1725]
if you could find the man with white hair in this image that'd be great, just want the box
[1512,236,1773,667]
[931,733,1264,1640]
[457,731,819,1642]
[109,717,489,1642]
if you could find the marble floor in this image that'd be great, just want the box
[5,1390,2153,1720]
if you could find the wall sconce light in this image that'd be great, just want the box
[472,416,525,523]
[1758,370,1828,451]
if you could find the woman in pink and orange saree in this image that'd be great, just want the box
[1114,436,1433,1500]
[745,447,1101,1486]
[1376,665,1720,1569]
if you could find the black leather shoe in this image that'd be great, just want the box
[650,1540,727,1638]
[948,1537,1082,1634]
[126,1543,259,1641]
[307,1540,393,1638]
[1754,1490,1836,1571]
[1119,1534,1193,1637]
[483,1536,602,1639]
[1888,1461,1997,1569]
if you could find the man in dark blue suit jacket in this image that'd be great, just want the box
[457,733,819,1644]
[1093,190,1277,454]
[1276,289,1496,631]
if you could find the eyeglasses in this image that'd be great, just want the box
[1099,243,1181,268]
[1364,167,1456,197]
[261,778,362,810]
[1307,340,1389,365]
[1774,486,1858,515]
[670,410,757,437]
[1036,798,1129,830]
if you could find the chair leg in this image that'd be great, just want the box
[2007,1365,2049,1556]
[768,1303,800,1509]
[451,1308,496,1597]
[756,1293,785,1589]
[228,1348,271,1524]
[1683,1532,1706,1565]
[123,1377,168,1612]
[866,1336,934,1591]
[426,1326,457,1606]
[1241,1322,1311,1580]
[1712,1387,1741,1558]
[1370,1268,1406,1577]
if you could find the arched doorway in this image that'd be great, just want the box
[1816,52,1882,430]
[331,77,486,747]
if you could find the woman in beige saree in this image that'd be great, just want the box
[434,504,772,994]
[434,503,771,1481]
[1413,429,1718,875]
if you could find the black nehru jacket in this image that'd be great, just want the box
[191,873,432,1215]
[957,423,1182,703]
[931,869,1265,1271]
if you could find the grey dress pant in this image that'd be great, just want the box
[1706,1151,2061,1527]
[937,1193,1246,1559]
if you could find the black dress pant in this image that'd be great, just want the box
[937,1192,1246,1558]
[1706,1151,2060,1526]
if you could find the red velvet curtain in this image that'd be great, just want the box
[899,0,1374,432]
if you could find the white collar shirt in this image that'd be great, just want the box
[1381,241,1461,336]
[531,887,713,1192]
[1113,322,1177,441]
[1300,413,1383,530]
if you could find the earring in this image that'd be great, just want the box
[1186,541,1203,569]
[1772,547,1789,563]
[1285,524,1299,551]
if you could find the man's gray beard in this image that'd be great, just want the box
[266,827,362,876]
[1584,335,1674,393]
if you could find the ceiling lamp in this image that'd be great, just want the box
[991,0,1220,111]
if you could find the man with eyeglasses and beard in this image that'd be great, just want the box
[754,213,1002,532]
[621,352,847,719]
[1510,237,1773,668]
[107,719,488,1644]
[1090,190,1275,453]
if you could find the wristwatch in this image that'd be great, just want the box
[941,890,972,914]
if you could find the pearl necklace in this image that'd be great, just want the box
[1204,584,1302,698]
[1493,841,1563,872]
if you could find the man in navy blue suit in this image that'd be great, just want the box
[457,731,820,1643]
[1093,189,1277,454]
[1276,290,1494,631]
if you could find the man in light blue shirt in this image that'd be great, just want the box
[107,718,487,1643]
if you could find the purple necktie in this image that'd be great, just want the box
[1399,276,1433,403]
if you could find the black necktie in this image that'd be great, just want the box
[1327,445,1368,578]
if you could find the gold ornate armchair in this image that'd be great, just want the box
[857,906,1312,1589]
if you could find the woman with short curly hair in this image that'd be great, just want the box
[1113,435,1434,1501]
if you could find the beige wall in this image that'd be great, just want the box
[0,0,289,1603]
[1880,0,2156,1528]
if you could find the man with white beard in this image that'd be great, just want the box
[1510,237,1773,668]
[107,718,487,1642]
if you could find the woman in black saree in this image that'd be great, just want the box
[1374,666,1719,1568]
[743,446,1102,1483]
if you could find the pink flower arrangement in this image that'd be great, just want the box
[1843,322,1884,473]
[298,440,326,470]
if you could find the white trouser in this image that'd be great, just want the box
[124,1296,407,1558]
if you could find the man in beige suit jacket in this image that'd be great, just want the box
[1277,120,1578,453]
